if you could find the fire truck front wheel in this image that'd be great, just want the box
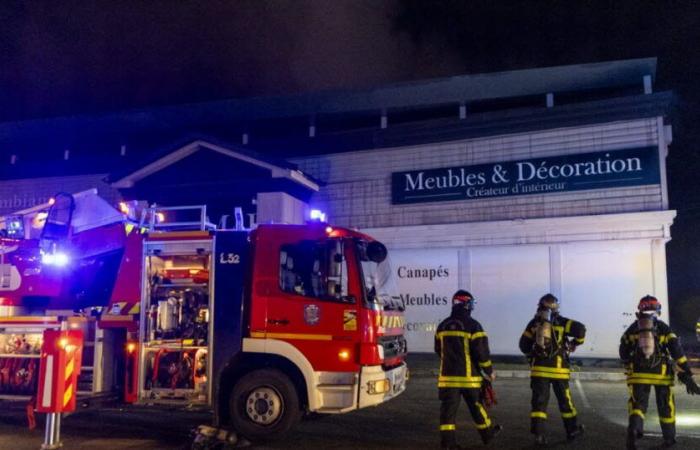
[230,369,302,440]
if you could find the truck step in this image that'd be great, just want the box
[315,407,348,414]
[316,384,355,392]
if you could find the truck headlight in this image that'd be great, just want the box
[367,378,391,395]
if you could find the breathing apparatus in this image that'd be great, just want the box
[636,295,662,365]
[534,294,560,355]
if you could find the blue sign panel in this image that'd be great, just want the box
[392,146,660,204]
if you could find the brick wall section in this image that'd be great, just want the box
[0,174,120,215]
[291,118,664,228]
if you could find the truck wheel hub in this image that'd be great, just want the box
[246,387,282,425]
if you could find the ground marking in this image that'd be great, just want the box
[574,379,591,409]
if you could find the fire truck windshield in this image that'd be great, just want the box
[356,240,403,311]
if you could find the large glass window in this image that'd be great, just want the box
[279,239,350,302]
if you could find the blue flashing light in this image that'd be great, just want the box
[310,209,326,222]
[41,251,70,267]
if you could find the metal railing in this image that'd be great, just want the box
[139,205,217,232]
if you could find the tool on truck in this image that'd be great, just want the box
[0,190,408,439]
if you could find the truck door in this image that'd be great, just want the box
[265,237,361,372]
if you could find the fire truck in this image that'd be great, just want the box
[0,190,408,438]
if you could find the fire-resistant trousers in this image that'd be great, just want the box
[627,384,675,440]
[439,387,492,446]
[530,377,578,436]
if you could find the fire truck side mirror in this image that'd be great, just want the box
[366,241,387,264]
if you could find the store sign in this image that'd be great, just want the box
[391,249,458,352]
[392,146,660,204]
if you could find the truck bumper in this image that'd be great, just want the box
[358,362,408,409]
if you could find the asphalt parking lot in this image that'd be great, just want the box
[2,369,700,449]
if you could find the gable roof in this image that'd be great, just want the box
[109,138,319,192]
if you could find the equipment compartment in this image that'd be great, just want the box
[140,243,212,404]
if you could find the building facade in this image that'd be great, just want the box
[0,58,674,357]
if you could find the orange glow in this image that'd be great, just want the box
[127,343,136,353]
[48,197,55,205]
[58,338,68,349]
[118,202,130,215]
[156,212,165,223]
[338,350,351,361]
[325,226,333,234]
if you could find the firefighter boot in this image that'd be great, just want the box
[479,424,502,445]
[440,444,466,450]
[534,434,548,446]
[565,422,584,441]
[440,431,464,450]
[531,416,547,446]
[661,422,676,447]
[627,415,643,450]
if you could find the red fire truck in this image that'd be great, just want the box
[0,191,408,438]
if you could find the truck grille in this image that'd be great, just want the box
[380,335,407,360]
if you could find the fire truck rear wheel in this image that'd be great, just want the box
[230,369,302,440]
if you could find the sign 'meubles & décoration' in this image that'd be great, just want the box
[391,146,660,205]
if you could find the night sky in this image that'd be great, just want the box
[2,1,700,330]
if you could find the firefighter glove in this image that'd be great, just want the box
[480,381,497,408]
[678,371,700,395]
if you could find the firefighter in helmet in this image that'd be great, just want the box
[435,290,502,449]
[620,295,700,449]
[519,293,586,445]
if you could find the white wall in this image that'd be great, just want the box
[391,240,661,357]
[469,245,551,355]
[256,192,309,225]
[292,118,664,229]
[390,249,459,353]
[560,240,658,358]
[373,211,674,358]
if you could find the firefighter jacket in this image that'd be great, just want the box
[696,316,700,342]
[619,319,691,386]
[519,315,586,380]
[434,305,493,389]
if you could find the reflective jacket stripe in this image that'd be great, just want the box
[531,371,570,380]
[532,365,570,374]
[628,372,674,380]
[436,330,488,340]
[437,330,470,338]
[438,381,482,388]
[438,375,483,383]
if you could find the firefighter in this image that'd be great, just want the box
[620,295,700,449]
[435,290,502,449]
[519,293,586,445]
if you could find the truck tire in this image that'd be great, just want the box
[229,369,302,440]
